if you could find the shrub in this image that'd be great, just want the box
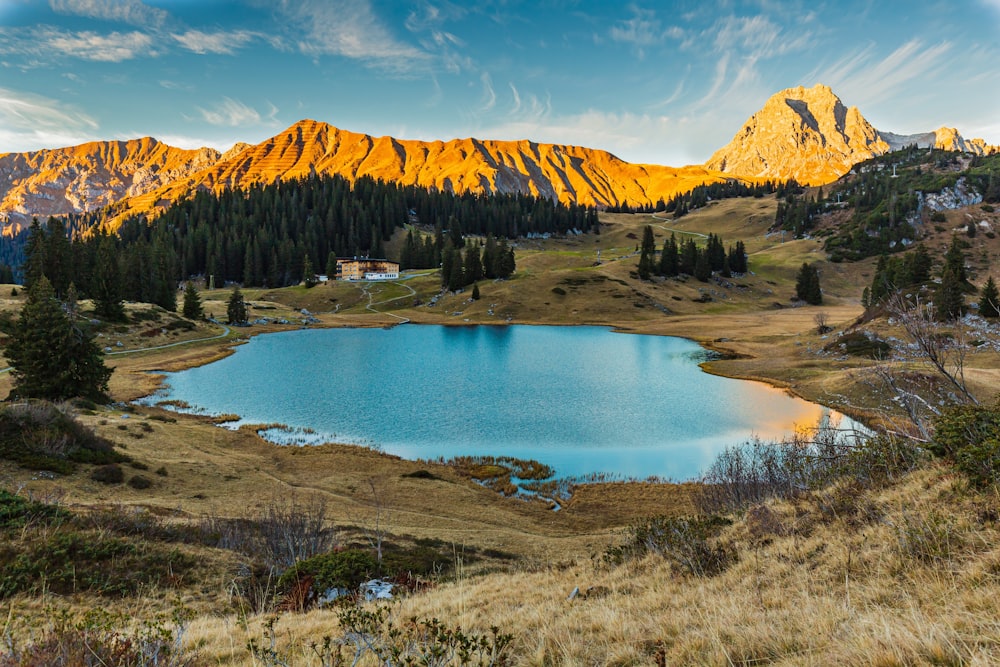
[823,331,891,358]
[931,211,947,222]
[128,475,153,490]
[0,530,198,598]
[0,607,196,666]
[0,401,126,473]
[604,514,736,577]
[91,464,124,485]
[277,548,377,594]
[932,403,1000,487]
[155,466,168,476]
[0,489,69,531]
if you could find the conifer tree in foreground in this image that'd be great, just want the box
[182,282,204,320]
[6,275,111,401]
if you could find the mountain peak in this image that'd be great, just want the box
[705,84,889,185]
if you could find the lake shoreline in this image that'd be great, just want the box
[136,321,860,482]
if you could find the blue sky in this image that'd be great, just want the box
[0,0,998,165]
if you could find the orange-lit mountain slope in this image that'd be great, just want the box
[112,120,726,226]
[0,138,225,234]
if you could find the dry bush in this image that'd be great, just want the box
[199,493,338,571]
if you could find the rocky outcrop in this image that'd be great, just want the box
[707,84,998,186]
[882,127,996,154]
[0,138,222,235]
[705,84,891,186]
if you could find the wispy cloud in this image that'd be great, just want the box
[48,0,169,29]
[44,28,155,61]
[478,72,496,112]
[195,97,278,127]
[268,0,428,72]
[0,26,157,63]
[0,87,99,151]
[172,30,258,55]
[810,39,953,107]
[609,6,663,57]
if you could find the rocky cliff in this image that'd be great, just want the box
[0,138,222,234]
[705,84,891,186]
[706,84,997,186]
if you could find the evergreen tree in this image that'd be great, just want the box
[302,254,316,287]
[44,217,72,297]
[482,235,498,279]
[6,275,111,401]
[693,249,711,282]
[440,239,457,289]
[935,266,966,321]
[980,276,1000,318]
[659,233,679,277]
[471,283,481,300]
[495,238,516,279]
[227,286,248,325]
[943,235,968,284]
[92,235,126,322]
[447,249,465,291]
[637,225,656,280]
[679,239,698,275]
[22,218,46,289]
[463,243,483,285]
[795,263,822,305]
[727,241,748,274]
[182,281,204,320]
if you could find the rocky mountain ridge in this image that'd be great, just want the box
[706,84,996,186]
[1,84,995,234]
[0,138,223,234]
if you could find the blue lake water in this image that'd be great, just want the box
[144,325,848,481]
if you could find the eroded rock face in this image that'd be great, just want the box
[705,84,891,186]
[0,138,222,235]
[706,84,998,186]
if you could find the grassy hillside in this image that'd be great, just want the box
[3,193,1000,664]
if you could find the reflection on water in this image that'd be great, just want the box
[141,325,859,480]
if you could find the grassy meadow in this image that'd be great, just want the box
[4,194,1000,664]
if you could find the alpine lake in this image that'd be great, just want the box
[142,324,854,482]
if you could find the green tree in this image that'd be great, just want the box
[463,243,483,286]
[795,263,822,305]
[182,282,203,320]
[302,254,316,288]
[440,239,457,289]
[637,225,656,280]
[471,283,481,300]
[943,235,968,284]
[227,286,248,325]
[6,275,111,401]
[980,277,1000,318]
[92,235,126,322]
[693,248,711,282]
[934,266,965,321]
[22,218,46,290]
[659,233,679,277]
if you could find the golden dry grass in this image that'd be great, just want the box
[67,463,998,666]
